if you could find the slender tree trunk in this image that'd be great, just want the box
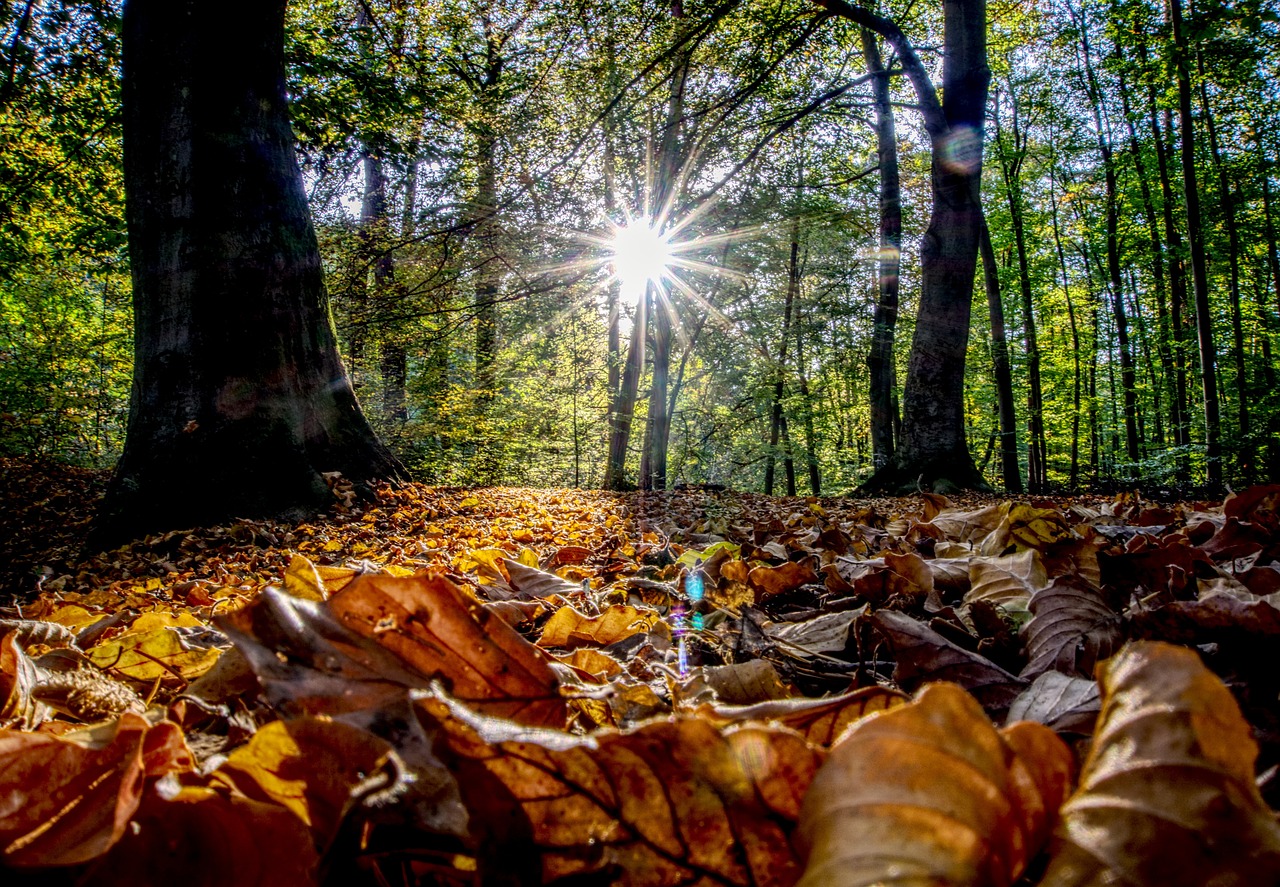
[1117,65,1178,449]
[1169,0,1222,488]
[1197,64,1250,478]
[1076,11,1140,465]
[1048,151,1082,489]
[794,302,822,495]
[604,289,646,490]
[765,234,800,495]
[992,86,1045,490]
[980,218,1021,492]
[97,0,402,545]
[862,27,901,470]
[823,0,992,493]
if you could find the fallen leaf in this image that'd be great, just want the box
[701,659,789,703]
[765,609,861,658]
[797,682,1072,887]
[210,717,393,850]
[707,686,907,746]
[416,691,823,885]
[749,560,818,598]
[868,609,1027,712]
[1041,641,1280,885]
[1006,671,1100,735]
[1020,576,1123,679]
[537,604,659,649]
[503,557,583,599]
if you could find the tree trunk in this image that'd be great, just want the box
[604,289,646,490]
[991,85,1045,490]
[980,218,1021,492]
[862,27,901,471]
[765,234,800,495]
[1169,0,1222,488]
[1047,145,1082,489]
[1197,64,1250,478]
[822,0,992,493]
[95,0,402,546]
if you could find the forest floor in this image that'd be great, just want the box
[1,457,1279,884]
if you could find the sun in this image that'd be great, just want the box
[610,218,673,297]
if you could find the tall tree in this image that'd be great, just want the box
[820,0,992,492]
[94,0,403,546]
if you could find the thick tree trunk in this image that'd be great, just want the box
[604,290,646,490]
[980,219,1021,493]
[95,0,402,546]
[862,28,901,471]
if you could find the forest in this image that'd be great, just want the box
[2,0,1280,885]
[2,0,1278,501]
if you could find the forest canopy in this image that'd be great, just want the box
[2,0,1279,498]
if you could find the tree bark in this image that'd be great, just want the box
[820,0,992,493]
[862,27,901,471]
[1169,0,1222,488]
[980,218,1021,492]
[96,0,402,546]
[765,233,801,495]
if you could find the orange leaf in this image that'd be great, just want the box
[797,682,1072,887]
[328,572,567,728]
[0,712,190,867]
[85,786,318,886]
[749,560,818,598]
[1041,642,1280,885]
[537,604,659,649]
[418,693,823,885]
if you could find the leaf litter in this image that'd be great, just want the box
[1,459,1280,884]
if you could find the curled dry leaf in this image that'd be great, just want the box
[965,549,1047,611]
[764,609,861,658]
[503,557,584,599]
[537,603,660,649]
[210,717,394,850]
[0,712,192,867]
[415,692,824,886]
[83,785,319,887]
[749,560,819,598]
[1006,671,1101,735]
[1042,641,1280,886]
[1020,576,1123,679]
[868,609,1027,713]
[700,658,789,704]
[706,685,907,746]
[328,572,567,728]
[797,682,1072,887]
[0,631,47,728]
[86,611,223,683]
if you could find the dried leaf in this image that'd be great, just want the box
[0,632,48,728]
[965,550,1046,611]
[282,553,356,601]
[327,572,567,727]
[210,717,393,849]
[1042,642,1280,886]
[869,609,1027,712]
[797,682,1072,887]
[701,659,789,704]
[749,560,819,598]
[503,557,584,598]
[416,692,823,885]
[537,604,659,649]
[0,712,191,866]
[707,686,907,746]
[1020,576,1123,679]
[1006,671,1101,735]
[765,609,861,657]
[85,786,319,886]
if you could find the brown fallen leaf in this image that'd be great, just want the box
[797,682,1072,887]
[0,631,48,729]
[328,571,567,728]
[210,717,394,851]
[0,712,192,867]
[503,557,584,599]
[415,691,823,885]
[1020,576,1123,679]
[1041,641,1280,885]
[701,659,789,704]
[706,685,908,746]
[749,560,819,599]
[868,609,1027,712]
[537,603,660,649]
[1006,671,1101,735]
[81,785,319,886]
[965,549,1046,611]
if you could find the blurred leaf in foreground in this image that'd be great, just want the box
[1041,641,1280,886]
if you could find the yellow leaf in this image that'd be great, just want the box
[87,629,222,681]
[45,605,98,631]
[537,605,658,649]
